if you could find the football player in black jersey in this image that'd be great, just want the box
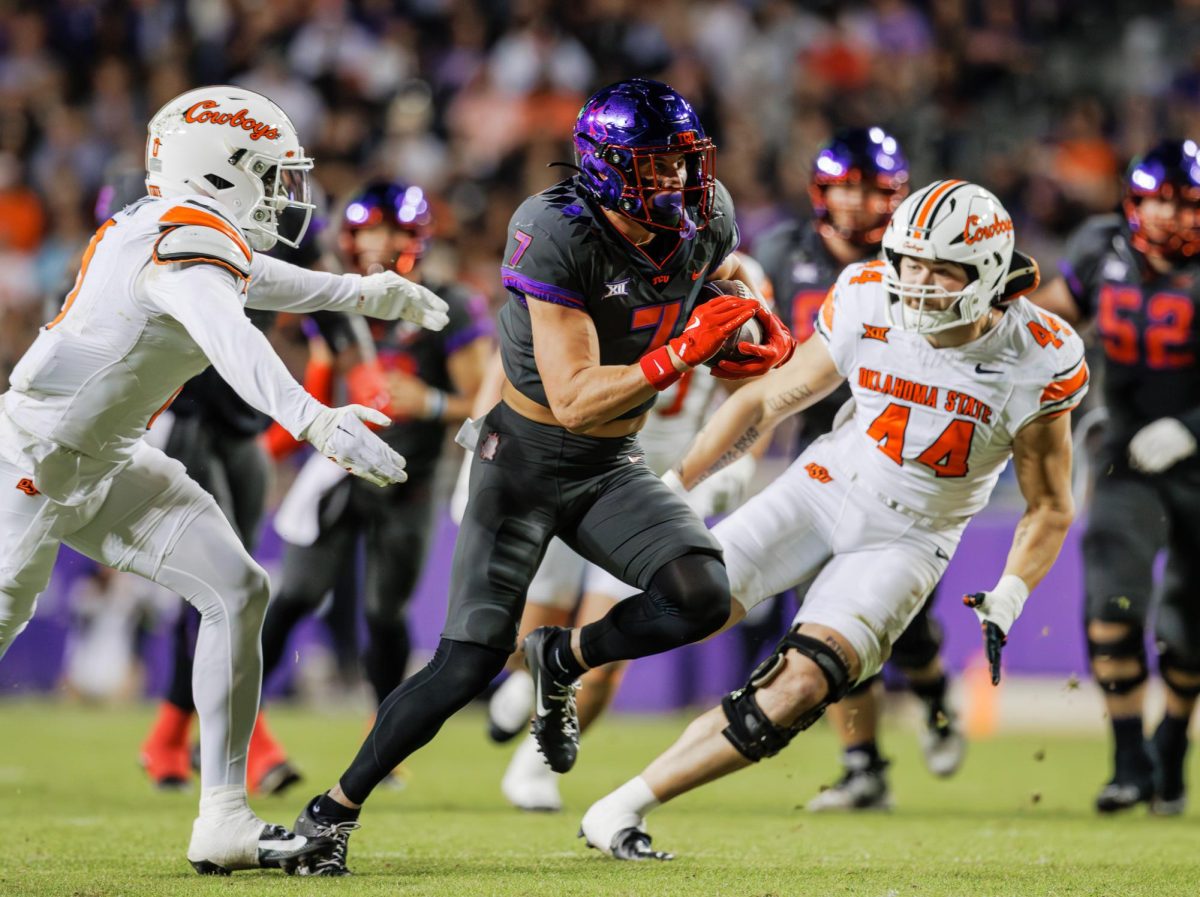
[1035,139,1200,815]
[757,128,965,810]
[289,78,793,874]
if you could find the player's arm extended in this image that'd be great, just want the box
[674,334,844,488]
[1004,411,1077,590]
[246,255,448,329]
[147,263,323,438]
[527,297,669,431]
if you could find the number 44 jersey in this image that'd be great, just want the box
[814,260,1088,520]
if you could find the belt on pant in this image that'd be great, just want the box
[846,470,970,531]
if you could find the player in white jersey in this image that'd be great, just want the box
[579,181,1087,860]
[0,85,449,875]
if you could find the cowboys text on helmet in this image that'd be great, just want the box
[145,85,314,252]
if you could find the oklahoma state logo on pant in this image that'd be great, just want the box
[15,478,39,496]
[805,463,833,484]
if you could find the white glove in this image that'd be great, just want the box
[685,455,756,517]
[1128,417,1197,474]
[358,272,450,331]
[300,405,408,487]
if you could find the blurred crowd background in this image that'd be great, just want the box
[0,0,1194,701]
[4,0,1200,389]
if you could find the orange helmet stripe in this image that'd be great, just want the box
[913,179,965,231]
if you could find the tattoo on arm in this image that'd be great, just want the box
[694,426,761,485]
[766,384,815,415]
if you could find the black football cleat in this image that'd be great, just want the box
[1095,776,1153,813]
[524,627,581,774]
[292,795,360,876]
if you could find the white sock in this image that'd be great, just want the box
[198,784,252,820]
[607,776,660,818]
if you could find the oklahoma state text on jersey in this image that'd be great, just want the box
[814,261,1088,519]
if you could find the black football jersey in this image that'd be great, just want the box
[755,219,861,450]
[373,281,492,479]
[499,177,740,422]
[1059,214,1200,460]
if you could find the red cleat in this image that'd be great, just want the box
[247,711,302,796]
[139,701,193,789]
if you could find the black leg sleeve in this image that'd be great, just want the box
[578,553,730,668]
[338,638,507,804]
[165,603,200,712]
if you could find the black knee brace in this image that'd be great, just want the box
[1158,649,1200,699]
[1087,626,1149,695]
[721,629,852,762]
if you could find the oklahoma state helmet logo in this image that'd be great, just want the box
[184,101,280,141]
[962,213,1013,245]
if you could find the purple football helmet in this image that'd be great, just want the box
[573,78,715,238]
[338,179,433,275]
[809,127,909,247]
[1124,139,1200,262]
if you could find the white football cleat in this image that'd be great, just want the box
[501,735,562,812]
[579,793,672,861]
[920,717,967,778]
[806,755,893,812]
[488,669,534,744]
[187,785,332,875]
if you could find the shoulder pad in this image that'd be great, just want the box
[156,200,252,276]
[155,200,252,280]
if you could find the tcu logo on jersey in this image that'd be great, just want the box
[605,279,631,298]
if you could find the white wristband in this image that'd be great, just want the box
[984,574,1030,635]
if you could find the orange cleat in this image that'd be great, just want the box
[247,711,302,796]
[139,701,193,790]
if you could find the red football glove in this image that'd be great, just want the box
[345,360,393,427]
[712,305,796,380]
[640,296,758,390]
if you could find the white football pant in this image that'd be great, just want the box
[717,437,967,680]
[0,442,267,789]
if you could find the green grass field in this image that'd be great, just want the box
[2,701,1199,897]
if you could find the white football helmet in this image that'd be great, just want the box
[145,85,314,251]
[880,180,1015,333]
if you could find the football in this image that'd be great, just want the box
[698,279,766,367]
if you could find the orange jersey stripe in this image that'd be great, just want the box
[1040,360,1089,405]
[147,386,184,429]
[158,205,252,262]
[819,286,836,331]
[914,180,964,231]
[46,218,116,330]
